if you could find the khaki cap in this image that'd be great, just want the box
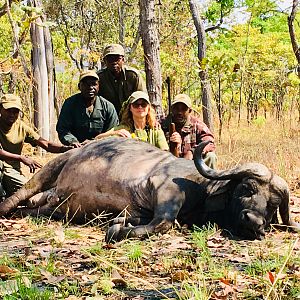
[171,94,192,108]
[79,70,99,83]
[0,94,22,111]
[103,44,125,58]
[128,91,150,104]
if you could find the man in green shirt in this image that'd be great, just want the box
[56,70,119,147]
[0,94,73,197]
[97,44,147,115]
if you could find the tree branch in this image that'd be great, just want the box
[6,0,31,78]
[205,6,224,32]
[287,0,300,75]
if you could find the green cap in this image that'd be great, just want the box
[79,70,99,83]
[171,94,192,108]
[0,94,22,111]
[103,44,125,58]
[128,91,150,104]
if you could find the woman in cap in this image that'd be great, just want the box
[96,91,169,151]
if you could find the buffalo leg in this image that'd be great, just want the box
[106,217,173,242]
[0,150,73,216]
[110,216,151,226]
[15,205,64,220]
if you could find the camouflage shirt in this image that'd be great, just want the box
[97,65,146,115]
[161,115,215,157]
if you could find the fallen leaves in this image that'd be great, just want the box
[54,226,65,245]
[40,269,65,285]
[151,235,192,256]
[0,265,17,278]
[211,280,237,300]
[111,269,127,287]
[170,270,188,282]
[0,218,299,299]
[0,218,29,230]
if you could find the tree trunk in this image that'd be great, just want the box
[288,0,300,77]
[118,0,125,44]
[30,0,56,142]
[188,0,214,132]
[139,0,163,118]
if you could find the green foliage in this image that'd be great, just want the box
[2,279,53,300]
[85,243,106,256]
[245,256,283,276]
[0,0,299,128]
[251,12,288,34]
[205,0,235,23]
[252,115,266,126]
[127,243,143,262]
[191,224,216,262]
[0,17,13,60]
[176,280,213,300]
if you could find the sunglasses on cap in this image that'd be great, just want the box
[131,101,149,108]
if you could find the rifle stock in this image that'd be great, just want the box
[166,77,179,157]
[169,122,179,157]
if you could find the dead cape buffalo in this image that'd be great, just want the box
[0,137,298,241]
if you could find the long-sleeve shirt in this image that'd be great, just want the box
[56,93,119,145]
[161,114,216,157]
[97,65,146,115]
[115,124,169,151]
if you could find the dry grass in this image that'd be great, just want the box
[217,118,300,183]
[2,115,300,299]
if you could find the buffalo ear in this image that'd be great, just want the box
[204,184,231,212]
[271,175,292,226]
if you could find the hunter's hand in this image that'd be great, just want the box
[202,141,215,154]
[114,129,132,138]
[60,145,74,152]
[70,142,82,148]
[170,132,182,145]
[20,156,42,173]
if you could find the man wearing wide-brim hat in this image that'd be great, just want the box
[161,94,217,169]
[56,70,119,147]
[97,43,147,116]
[0,94,73,197]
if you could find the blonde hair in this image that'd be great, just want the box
[120,103,156,130]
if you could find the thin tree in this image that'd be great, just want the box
[139,0,163,118]
[288,0,300,77]
[188,0,214,131]
[29,0,57,141]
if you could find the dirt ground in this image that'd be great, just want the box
[0,185,299,299]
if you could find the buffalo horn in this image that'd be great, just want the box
[193,141,272,181]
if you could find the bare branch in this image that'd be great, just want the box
[58,3,80,70]
[0,3,7,18]
[5,0,31,78]
[205,6,224,32]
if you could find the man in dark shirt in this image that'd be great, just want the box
[97,43,146,115]
[56,70,119,147]
[161,94,217,169]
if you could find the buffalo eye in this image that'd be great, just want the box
[241,179,258,197]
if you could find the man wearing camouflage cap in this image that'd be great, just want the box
[0,94,73,197]
[56,70,119,147]
[97,43,146,115]
[161,94,217,169]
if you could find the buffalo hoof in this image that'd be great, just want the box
[105,223,122,243]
